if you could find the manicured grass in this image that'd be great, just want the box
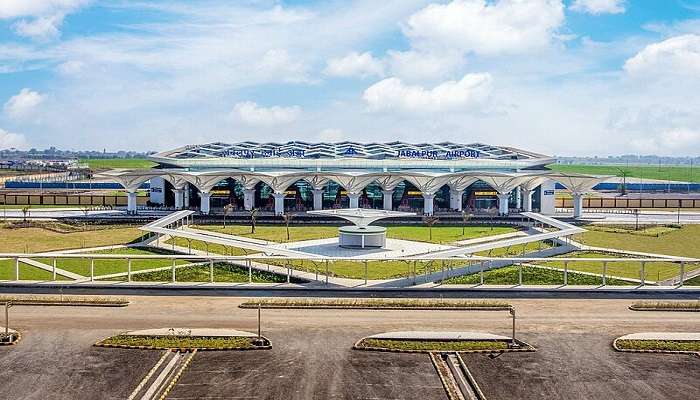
[98,335,258,349]
[0,223,143,253]
[684,275,700,286]
[586,225,681,237]
[540,251,692,282]
[616,339,700,352]
[359,338,509,352]
[164,237,251,256]
[241,298,511,309]
[0,259,70,280]
[80,158,157,169]
[476,240,553,257]
[548,164,699,183]
[34,247,190,277]
[630,301,700,311]
[442,264,634,285]
[194,224,518,244]
[130,262,291,283]
[577,225,700,258]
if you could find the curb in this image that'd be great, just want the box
[159,350,196,400]
[0,301,129,307]
[612,338,700,356]
[0,331,21,346]
[128,350,170,400]
[429,353,461,400]
[240,304,511,311]
[628,306,699,312]
[352,338,535,354]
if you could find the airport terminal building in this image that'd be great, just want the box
[102,141,604,217]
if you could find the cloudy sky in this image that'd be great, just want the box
[1,0,699,156]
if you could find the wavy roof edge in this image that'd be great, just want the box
[152,141,551,161]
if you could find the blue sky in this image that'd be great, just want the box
[1,0,700,156]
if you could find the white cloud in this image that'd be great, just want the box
[318,128,345,141]
[624,34,700,77]
[13,14,64,40]
[324,52,384,78]
[570,0,625,15]
[3,88,47,119]
[630,128,700,154]
[232,101,301,126]
[403,0,565,56]
[1,0,89,40]
[363,73,492,113]
[386,50,465,82]
[259,49,311,83]
[0,128,29,149]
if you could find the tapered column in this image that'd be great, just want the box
[347,192,360,209]
[523,189,533,212]
[127,191,137,214]
[273,192,286,215]
[449,189,463,211]
[572,193,584,218]
[312,189,324,210]
[200,192,211,214]
[243,189,255,210]
[173,188,184,209]
[515,186,522,209]
[422,193,435,215]
[382,190,393,211]
[498,192,510,215]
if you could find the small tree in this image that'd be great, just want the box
[461,210,473,236]
[21,206,30,223]
[423,216,439,242]
[249,208,259,234]
[616,167,631,195]
[282,212,295,241]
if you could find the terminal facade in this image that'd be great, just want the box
[103,141,604,217]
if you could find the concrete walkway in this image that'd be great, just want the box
[454,231,527,246]
[617,332,700,341]
[125,328,258,337]
[367,331,511,340]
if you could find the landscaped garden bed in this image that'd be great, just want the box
[0,295,129,307]
[614,339,700,353]
[95,335,270,350]
[629,301,700,312]
[239,298,511,310]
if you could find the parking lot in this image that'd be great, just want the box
[0,295,698,399]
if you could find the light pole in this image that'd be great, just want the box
[509,307,517,348]
[4,301,12,337]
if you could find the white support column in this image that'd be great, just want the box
[449,189,461,210]
[243,189,255,211]
[273,192,286,215]
[173,188,184,209]
[523,189,533,212]
[422,193,435,215]
[382,190,394,211]
[498,192,510,215]
[127,190,137,214]
[539,179,556,215]
[312,189,324,210]
[200,192,211,214]
[572,192,584,218]
[347,192,361,209]
[183,184,190,208]
[515,186,522,209]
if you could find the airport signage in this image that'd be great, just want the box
[223,146,480,159]
[543,190,555,195]
[396,149,480,159]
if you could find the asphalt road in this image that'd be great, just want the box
[0,295,698,399]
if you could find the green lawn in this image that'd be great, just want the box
[98,335,259,349]
[195,224,518,245]
[129,262,291,283]
[539,251,694,282]
[442,264,633,285]
[0,223,143,253]
[0,259,70,280]
[549,164,699,183]
[616,340,700,352]
[80,158,157,169]
[33,247,190,277]
[684,275,700,286]
[577,225,700,258]
[164,237,252,256]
